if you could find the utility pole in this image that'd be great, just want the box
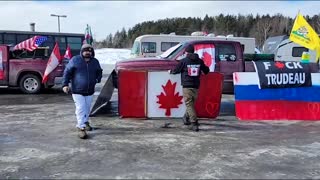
[50,14,67,32]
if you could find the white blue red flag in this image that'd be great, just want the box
[13,36,47,51]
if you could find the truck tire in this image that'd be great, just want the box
[19,74,41,94]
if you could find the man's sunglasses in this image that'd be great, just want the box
[83,48,93,52]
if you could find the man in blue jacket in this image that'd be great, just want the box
[169,44,209,132]
[62,44,103,139]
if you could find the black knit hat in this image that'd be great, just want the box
[185,44,194,53]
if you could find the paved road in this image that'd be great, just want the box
[1,75,320,179]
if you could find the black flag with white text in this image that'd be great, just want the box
[253,61,312,89]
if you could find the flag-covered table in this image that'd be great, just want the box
[234,72,320,120]
[118,70,223,119]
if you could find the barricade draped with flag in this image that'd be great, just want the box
[13,36,47,51]
[64,44,72,59]
[84,24,93,45]
[289,12,320,63]
[42,42,61,83]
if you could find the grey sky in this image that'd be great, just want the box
[0,1,319,41]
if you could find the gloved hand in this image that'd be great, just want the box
[62,86,70,94]
[168,70,171,74]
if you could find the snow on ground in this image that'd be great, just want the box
[95,48,131,64]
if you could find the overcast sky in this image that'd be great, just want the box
[1,1,319,41]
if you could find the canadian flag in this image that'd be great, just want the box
[42,42,61,83]
[147,72,186,117]
[194,44,216,72]
[64,44,72,60]
[187,66,200,76]
[118,71,223,118]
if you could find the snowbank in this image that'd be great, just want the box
[95,48,131,64]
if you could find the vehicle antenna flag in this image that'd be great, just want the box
[13,36,47,51]
[84,24,93,46]
[289,12,320,63]
[42,42,61,83]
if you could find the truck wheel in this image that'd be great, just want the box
[19,74,41,94]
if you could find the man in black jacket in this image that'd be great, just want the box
[169,44,209,131]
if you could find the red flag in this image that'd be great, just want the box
[64,45,72,59]
[42,42,61,83]
[13,36,47,51]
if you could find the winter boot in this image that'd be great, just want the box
[182,114,191,125]
[84,122,93,131]
[188,122,199,132]
[78,128,87,139]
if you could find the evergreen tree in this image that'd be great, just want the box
[94,13,320,50]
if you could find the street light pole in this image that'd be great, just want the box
[50,14,67,33]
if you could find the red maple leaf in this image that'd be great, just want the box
[274,61,285,69]
[202,52,212,67]
[156,80,183,116]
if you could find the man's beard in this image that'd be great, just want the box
[83,54,91,58]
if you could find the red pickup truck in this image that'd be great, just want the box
[0,45,64,94]
[114,40,320,94]
[115,40,253,94]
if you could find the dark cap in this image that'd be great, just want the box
[185,44,194,53]
[81,44,93,52]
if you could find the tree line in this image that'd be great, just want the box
[94,13,320,49]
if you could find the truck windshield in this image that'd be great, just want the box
[159,43,183,59]
[130,41,140,56]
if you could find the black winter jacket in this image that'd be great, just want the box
[62,49,103,96]
[170,53,209,89]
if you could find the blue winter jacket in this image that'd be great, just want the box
[62,51,103,96]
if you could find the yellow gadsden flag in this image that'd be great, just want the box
[289,13,320,62]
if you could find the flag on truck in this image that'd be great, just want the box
[84,24,93,45]
[194,44,216,72]
[289,12,320,62]
[64,44,72,59]
[42,42,61,83]
[13,36,47,51]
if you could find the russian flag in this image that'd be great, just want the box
[233,72,320,120]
